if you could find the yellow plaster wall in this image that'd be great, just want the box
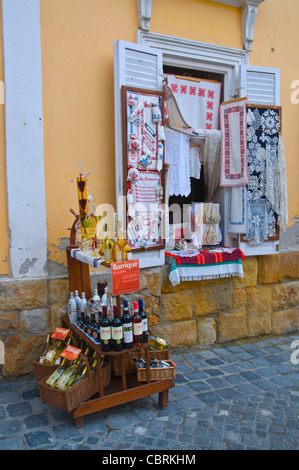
[0,0,297,275]
[40,0,138,267]
[0,1,9,276]
[250,0,299,225]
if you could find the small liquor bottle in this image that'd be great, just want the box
[103,227,114,263]
[100,305,111,352]
[132,301,143,347]
[111,305,123,351]
[123,231,132,260]
[113,236,122,262]
[138,298,148,343]
[122,300,133,349]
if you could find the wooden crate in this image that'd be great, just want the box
[135,360,176,382]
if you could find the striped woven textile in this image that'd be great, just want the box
[165,248,245,266]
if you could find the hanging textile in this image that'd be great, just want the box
[277,134,288,230]
[227,185,247,234]
[189,144,201,179]
[163,83,196,136]
[164,127,191,197]
[245,105,282,240]
[202,129,221,201]
[244,199,268,245]
[164,74,222,131]
[220,98,249,187]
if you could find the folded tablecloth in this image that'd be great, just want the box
[165,247,244,286]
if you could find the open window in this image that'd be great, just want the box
[114,37,283,263]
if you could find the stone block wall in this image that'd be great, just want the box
[0,251,298,376]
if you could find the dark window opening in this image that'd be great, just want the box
[164,65,224,223]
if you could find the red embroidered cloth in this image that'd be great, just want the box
[165,248,245,266]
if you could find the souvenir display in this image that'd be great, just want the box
[122,86,165,251]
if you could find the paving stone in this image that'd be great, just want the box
[0,331,298,450]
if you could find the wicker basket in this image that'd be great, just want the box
[135,360,176,382]
[33,332,77,381]
[32,358,59,381]
[112,349,170,376]
[38,359,111,413]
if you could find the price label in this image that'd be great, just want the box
[51,327,70,340]
[60,345,82,361]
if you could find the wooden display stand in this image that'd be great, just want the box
[65,231,174,428]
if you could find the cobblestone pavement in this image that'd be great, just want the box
[0,332,299,451]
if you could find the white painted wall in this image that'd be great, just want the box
[2,0,47,278]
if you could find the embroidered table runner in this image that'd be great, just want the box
[220,98,249,186]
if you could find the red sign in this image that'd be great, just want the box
[51,327,70,341]
[111,259,140,296]
[60,345,82,361]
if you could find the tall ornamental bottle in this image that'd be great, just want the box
[111,305,123,351]
[138,298,148,343]
[68,292,77,324]
[80,292,88,332]
[74,290,81,320]
[132,301,143,347]
[122,300,133,349]
[100,305,111,352]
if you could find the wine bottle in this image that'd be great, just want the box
[68,292,77,324]
[80,292,88,331]
[70,365,88,388]
[122,300,133,349]
[87,312,96,337]
[138,298,148,343]
[43,339,63,365]
[39,334,51,363]
[132,301,143,347]
[45,357,69,387]
[55,358,83,390]
[111,305,123,351]
[92,317,101,344]
[100,305,111,352]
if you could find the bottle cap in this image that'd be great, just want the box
[113,305,118,315]
[138,298,143,308]
[133,301,138,309]
[123,300,128,308]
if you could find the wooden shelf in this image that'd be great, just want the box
[64,244,175,427]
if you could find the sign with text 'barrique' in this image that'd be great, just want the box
[111,259,140,296]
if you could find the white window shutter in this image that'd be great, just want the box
[113,40,165,268]
[240,64,280,105]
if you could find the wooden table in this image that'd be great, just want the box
[64,243,175,428]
